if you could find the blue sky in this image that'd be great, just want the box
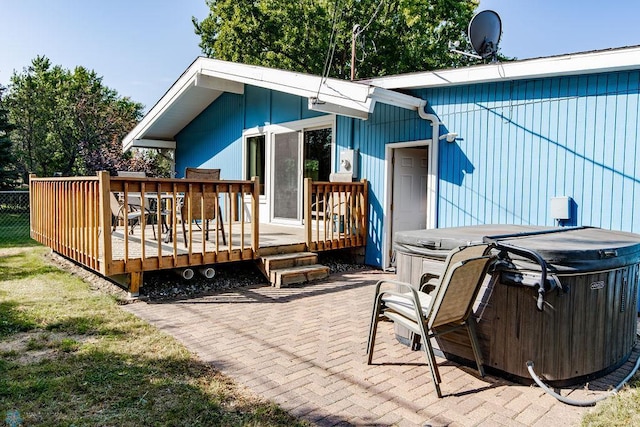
[1,0,639,112]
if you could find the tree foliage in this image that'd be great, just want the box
[5,56,166,180]
[193,0,480,79]
[0,85,19,189]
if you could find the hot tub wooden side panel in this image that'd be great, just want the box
[394,251,640,385]
[477,265,639,383]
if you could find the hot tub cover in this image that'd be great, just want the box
[393,225,640,273]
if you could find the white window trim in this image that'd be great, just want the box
[242,130,268,202]
[241,115,336,224]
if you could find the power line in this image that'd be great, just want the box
[351,0,385,79]
[316,0,343,100]
[357,0,385,35]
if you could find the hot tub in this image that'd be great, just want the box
[393,225,640,386]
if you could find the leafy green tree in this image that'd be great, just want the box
[5,56,155,180]
[0,85,18,189]
[193,0,480,79]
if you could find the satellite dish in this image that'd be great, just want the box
[468,10,502,60]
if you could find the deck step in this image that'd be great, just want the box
[258,243,307,257]
[270,264,330,288]
[261,251,318,272]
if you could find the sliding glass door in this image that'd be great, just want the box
[272,131,301,221]
[267,120,333,225]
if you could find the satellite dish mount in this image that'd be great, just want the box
[450,10,502,62]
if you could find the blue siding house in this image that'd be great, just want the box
[123,46,640,269]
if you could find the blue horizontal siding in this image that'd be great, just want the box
[415,70,640,235]
[244,85,324,128]
[174,69,640,269]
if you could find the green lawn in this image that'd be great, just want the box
[0,246,306,426]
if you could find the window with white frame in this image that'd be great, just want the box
[245,134,265,195]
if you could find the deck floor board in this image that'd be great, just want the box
[108,222,348,262]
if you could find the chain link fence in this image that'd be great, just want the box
[0,191,32,247]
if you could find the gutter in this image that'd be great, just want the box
[417,100,440,229]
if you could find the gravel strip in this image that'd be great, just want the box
[141,251,367,301]
[45,249,367,302]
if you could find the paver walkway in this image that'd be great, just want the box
[123,269,638,426]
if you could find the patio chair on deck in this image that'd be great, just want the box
[115,171,166,239]
[366,244,495,398]
[180,168,226,246]
[109,192,155,237]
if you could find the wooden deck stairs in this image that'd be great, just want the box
[258,244,330,288]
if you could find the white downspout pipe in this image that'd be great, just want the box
[418,100,440,229]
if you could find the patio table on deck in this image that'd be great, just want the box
[141,192,183,243]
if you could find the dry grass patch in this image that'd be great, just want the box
[0,246,307,426]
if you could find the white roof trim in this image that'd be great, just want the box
[197,62,375,113]
[129,139,176,149]
[123,58,417,151]
[123,69,200,151]
[366,46,640,90]
[308,99,371,119]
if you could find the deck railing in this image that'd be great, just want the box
[30,172,260,290]
[29,173,367,294]
[304,178,368,251]
[30,175,103,272]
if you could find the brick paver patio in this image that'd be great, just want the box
[123,269,638,426]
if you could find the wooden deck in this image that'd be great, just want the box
[29,173,368,294]
[109,222,350,261]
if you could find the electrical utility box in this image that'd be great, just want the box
[338,149,358,178]
[550,196,572,221]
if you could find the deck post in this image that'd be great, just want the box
[360,179,368,245]
[128,271,143,298]
[251,176,259,254]
[28,174,36,241]
[304,178,312,249]
[98,171,113,276]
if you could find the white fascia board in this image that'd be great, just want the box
[308,99,370,119]
[369,87,425,110]
[123,57,377,152]
[368,46,640,90]
[194,74,244,94]
[129,139,176,149]
[122,61,203,151]
[122,57,428,152]
[198,59,374,114]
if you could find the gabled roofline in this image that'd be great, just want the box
[364,45,640,90]
[123,57,424,151]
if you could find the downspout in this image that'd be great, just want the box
[417,100,440,229]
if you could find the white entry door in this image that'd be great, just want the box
[392,147,429,235]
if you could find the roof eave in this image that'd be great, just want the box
[122,58,384,151]
[367,46,640,90]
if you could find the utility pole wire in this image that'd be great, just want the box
[350,0,385,80]
[357,0,386,36]
[316,0,343,100]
